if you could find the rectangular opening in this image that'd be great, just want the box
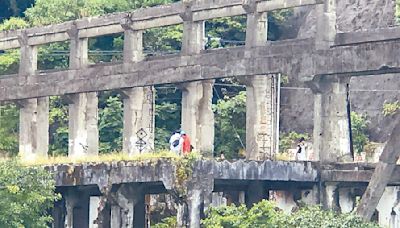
[143,24,182,57]
[155,85,181,151]
[88,33,124,65]
[205,16,246,49]
[37,41,70,71]
[267,9,294,41]
[213,77,246,159]
[98,91,123,154]
[0,48,19,76]
[49,96,69,156]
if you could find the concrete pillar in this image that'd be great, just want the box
[310,76,352,162]
[301,185,319,205]
[180,6,214,155]
[64,191,90,228]
[376,186,400,227]
[322,183,339,210]
[315,0,336,49]
[177,189,209,228]
[245,181,268,208]
[243,0,267,49]
[89,196,101,228]
[122,87,155,155]
[274,191,297,213]
[110,184,145,228]
[67,26,99,157]
[67,93,99,157]
[121,28,155,155]
[245,75,278,160]
[18,34,49,160]
[338,188,355,213]
[243,2,277,160]
[181,80,214,154]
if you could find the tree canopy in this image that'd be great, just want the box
[0,160,60,227]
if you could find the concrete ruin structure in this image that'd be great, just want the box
[2,0,400,227]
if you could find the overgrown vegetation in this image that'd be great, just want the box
[0,160,60,227]
[382,101,400,116]
[201,200,379,228]
[279,131,309,153]
[351,112,370,154]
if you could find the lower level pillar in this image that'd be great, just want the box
[68,92,99,157]
[338,188,355,213]
[322,183,339,210]
[89,196,101,228]
[18,97,49,160]
[110,184,145,228]
[245,75,278,160]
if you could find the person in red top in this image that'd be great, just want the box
[180,130,191,155]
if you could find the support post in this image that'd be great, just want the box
[245,75,278,160]
[64,190,90,228]
[243,1,277,160]
[67,25,99,157]
[309,76,352,162]
[338,188,355,213]
[18,32,49,160]
[110,184,145,228]
[121,27,155,155]
[180,2,214,155]
[322,183,339,210]
[315,0,336,49]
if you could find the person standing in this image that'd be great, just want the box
[296,137,307,161]
[180,131,192,155]
[169,130,183,155]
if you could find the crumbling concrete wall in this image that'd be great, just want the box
[279,0,398,143]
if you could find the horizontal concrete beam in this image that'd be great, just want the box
[2,37,400,101]
[334,26,400,46]
[47,160,319,187]
[321,168,400,185]
[46,160,400,188]
[0,0,322,50]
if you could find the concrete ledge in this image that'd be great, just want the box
[45,159,400,189]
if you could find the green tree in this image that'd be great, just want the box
[201,200,379,228]
[0,160,60,227]
[0,104,19,156]
[99,95,123,153]
[351,111,369,153]
[214,91,246,159]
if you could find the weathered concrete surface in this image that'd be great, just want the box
[180,17,215,154]
[18,40,49,160]
[122,87,155,155]
[3,35,400,101]
[245,75,278,160]
[309,76,352,162]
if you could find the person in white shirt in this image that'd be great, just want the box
[169,130,183,155]
[296,137,307,161]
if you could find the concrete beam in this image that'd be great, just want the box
[335,27,400,46]
[0,0,323,50]
[2,38,400,101]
